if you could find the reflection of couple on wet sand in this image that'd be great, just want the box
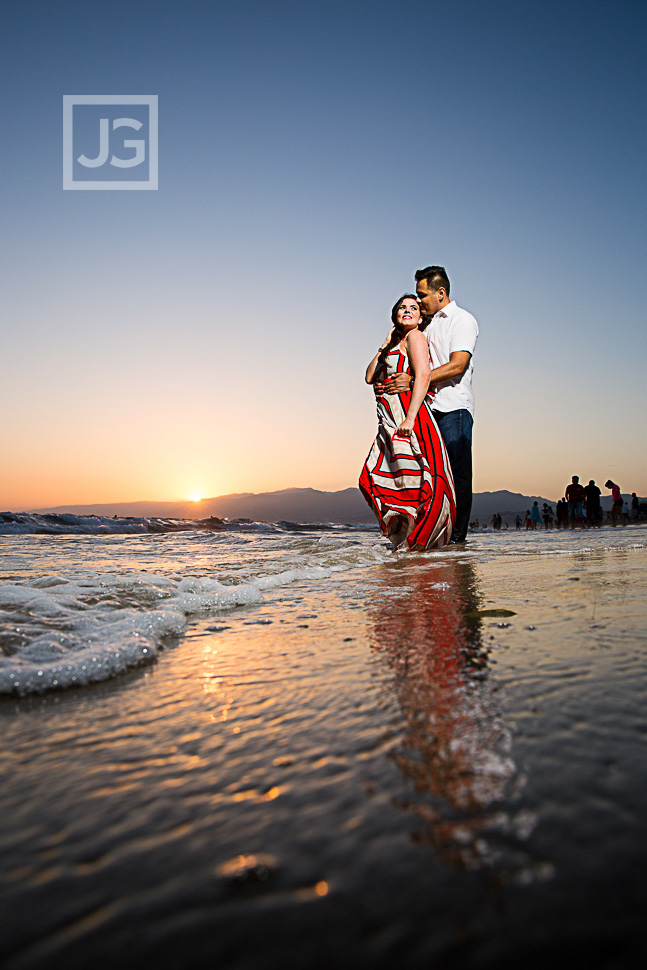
[360,266,478,549]
[370,559,516,870]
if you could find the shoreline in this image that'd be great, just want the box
[471,519,647,533]
[1,544,647,967]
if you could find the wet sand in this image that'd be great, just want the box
[1,546,647,969]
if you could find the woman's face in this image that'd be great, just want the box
[395,298,421,332]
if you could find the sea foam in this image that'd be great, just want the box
[0,572,263,697]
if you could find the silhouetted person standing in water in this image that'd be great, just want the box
[606,480,624,526]
[565,476,585,529]
[584,480,602,528]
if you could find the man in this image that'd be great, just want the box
[565,475,586,528]
[376,266,479,543]
[584,479,602,528]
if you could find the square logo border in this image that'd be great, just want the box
[63,95,158,190]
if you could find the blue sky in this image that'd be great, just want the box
[1,0,646,509]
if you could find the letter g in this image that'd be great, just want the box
[110,118,146,168]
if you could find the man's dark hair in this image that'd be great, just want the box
[415,265,450,297]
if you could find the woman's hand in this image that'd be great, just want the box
[366,328,399,385]
[394,416,415,438]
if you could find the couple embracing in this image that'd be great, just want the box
[359,266,478,549]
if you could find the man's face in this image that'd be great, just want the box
[416,278,445,316]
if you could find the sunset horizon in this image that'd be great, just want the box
[7,479,644,517]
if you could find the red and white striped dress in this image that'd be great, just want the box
[359,346,456,549]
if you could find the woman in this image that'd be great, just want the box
[605,479,624,526]
[359,295,456,549]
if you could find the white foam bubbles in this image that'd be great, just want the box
[250,566,333,590]
[0,572,263,697]
[172,576,263,612]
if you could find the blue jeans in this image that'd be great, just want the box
[432,408,473,543]
[568,501,583,522]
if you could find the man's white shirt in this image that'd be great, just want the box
[425,300,478,417]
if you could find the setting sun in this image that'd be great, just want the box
[188,493,203,503]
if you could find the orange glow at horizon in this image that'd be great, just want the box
[1,350,646,511]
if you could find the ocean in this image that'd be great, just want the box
[0,513,382,697]
[1,512,644,699]
[1,514,647,968]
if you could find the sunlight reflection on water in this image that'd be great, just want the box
[0,534,646,967]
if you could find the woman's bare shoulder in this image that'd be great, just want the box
[405,329,428,348]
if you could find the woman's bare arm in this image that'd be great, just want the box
[395,330,431,435]
[365,328,396,383]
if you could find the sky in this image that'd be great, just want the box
[1,0,646,510]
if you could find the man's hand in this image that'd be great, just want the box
[373,373,413,397]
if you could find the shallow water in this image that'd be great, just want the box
[1,522,644,697]
[1,530,647,968]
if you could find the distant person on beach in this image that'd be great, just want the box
[515,514,522,530]
[631,492,639,520]
[360,295,456,549]
[373,266,478,544]
[530,502,542,529]
[584,480,602,528]
[565,476,585,529]
[605,480,624,526]
[541,503,554,529]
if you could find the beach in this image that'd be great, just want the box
[1,523,647,968]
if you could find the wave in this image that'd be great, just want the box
[4,519,642,699]
[0,572,264,697]
[0,511,374,537]
[0,526,387,697]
